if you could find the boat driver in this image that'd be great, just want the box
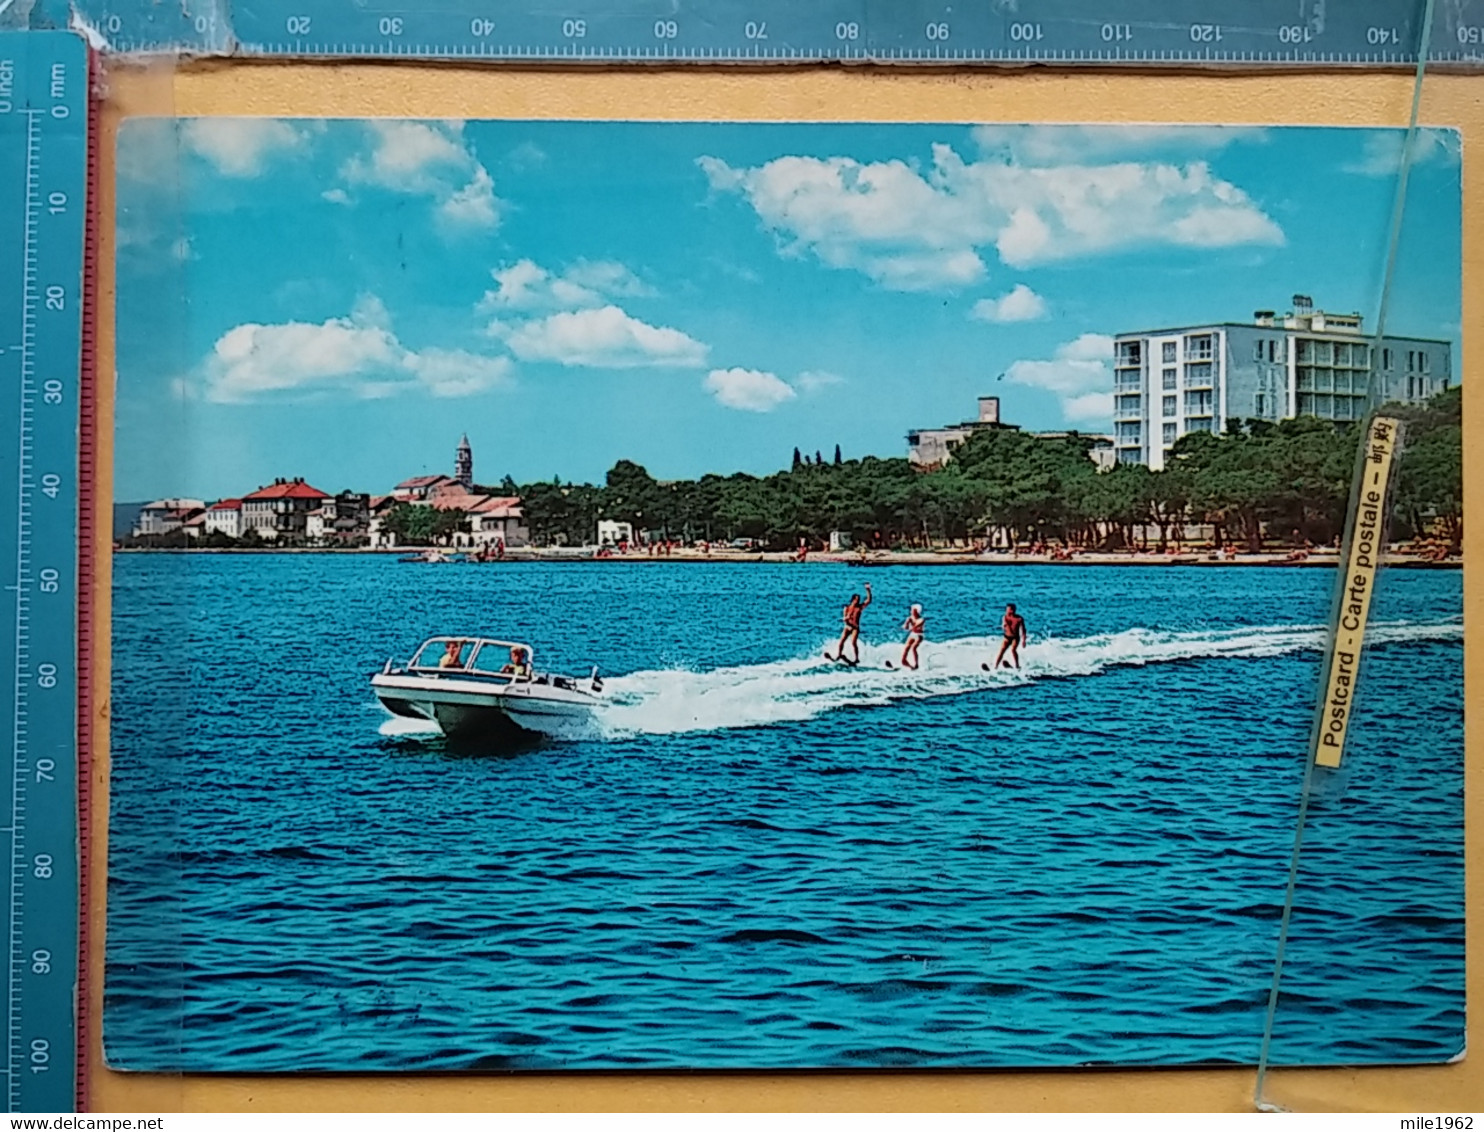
[503,646,532,679]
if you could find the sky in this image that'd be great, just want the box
[113,119,1462,502]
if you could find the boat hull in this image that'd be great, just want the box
[371,672,597,744]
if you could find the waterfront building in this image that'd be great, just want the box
[907,396,1012,469]
[132,498,205,537]
[1112,295,1453,470]
[305,506,332,543]
[366,496,398,549]
[597,519,633,547]
[464,496,529,549]
[321,490,372,544]
[908,395,1116,471]
[241,478,331,540]
[392,474,454,503]
[1034,431,1117,471]
[203,498,242,539]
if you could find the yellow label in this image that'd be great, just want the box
[1314,416,1401,769]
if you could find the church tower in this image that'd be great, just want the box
[455,434,473,488]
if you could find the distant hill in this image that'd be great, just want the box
[113,502,145,540]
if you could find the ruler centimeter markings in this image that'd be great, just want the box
[35,0,1479,66]
[0,29,87,1116]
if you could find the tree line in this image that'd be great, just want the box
[117,389,1460,553]
[511,388,1461,553]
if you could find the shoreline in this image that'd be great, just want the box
[110,547,1462,569]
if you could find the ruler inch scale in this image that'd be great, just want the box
[20,0,1484,67]
[0,29,88,1116]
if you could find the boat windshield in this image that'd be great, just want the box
[468,643,534,680]
[408,637,535,676]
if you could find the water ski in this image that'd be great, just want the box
[823,651,859,666]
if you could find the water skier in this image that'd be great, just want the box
[828,582,871,666]
[991,603,1027,670]
[900,604,925,670]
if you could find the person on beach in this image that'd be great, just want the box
[831,583,872,665]
[900,604,925,670]
[993,604,1027,670]
[438,639,465,670]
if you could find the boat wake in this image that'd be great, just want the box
[377,714,442,739]
[594,620,1462,737]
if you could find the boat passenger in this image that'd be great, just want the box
[438,640,465,669]
[502,646,533,679]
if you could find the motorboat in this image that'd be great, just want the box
[371,636,602,744]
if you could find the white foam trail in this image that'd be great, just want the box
[378,716,442,739]
[594,620,1461,737]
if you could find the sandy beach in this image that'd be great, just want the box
[115,545,1461,568]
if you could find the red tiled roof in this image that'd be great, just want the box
[208,498,242,511]
[394,474,453,491]
[469,495,523,517]
[430,491,486,512]
[243,481,330,501]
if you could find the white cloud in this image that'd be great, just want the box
[699,142,1283,289]
[1062,391,1115,424]
[407,349,514,398]
[698,152,991,291]
[321,188,350,205]
[182,119,314,178]
[796,370,846,393]
[508,141,548,170]
[1058,332,1115,362]
[199,295,512,403]
[339,121,501,230]
[479,258,695,371]
[500,306,707,369]
[116,119,178,186]
[480,259,650,313]
[705,368,798,412]
[971,125,1266,165]
[1004,333,1114,425]
[1343,128,1461,177]
[438,166,497,228]
[971,283,1047,323]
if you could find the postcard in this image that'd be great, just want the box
[107,118,1463,1072]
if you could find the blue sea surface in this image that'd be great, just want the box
[104,557,1464,1071]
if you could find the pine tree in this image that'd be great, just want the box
[792,447,802,469]
[834,444,842,465]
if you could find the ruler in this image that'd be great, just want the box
[0,29,88,1115]
[24,0,1484,67]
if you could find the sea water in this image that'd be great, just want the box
[104,557,1464,1071]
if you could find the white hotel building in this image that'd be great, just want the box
[1112,296,1452,470]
